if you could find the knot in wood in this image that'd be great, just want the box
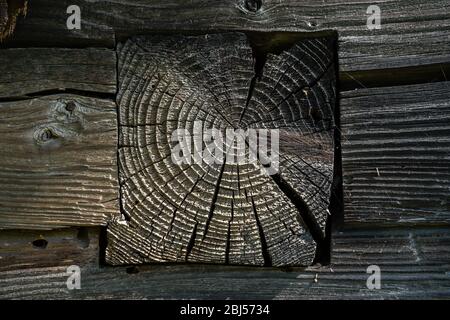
[245,0,262,12]
[52,99,82,125]
[34,126,60,145]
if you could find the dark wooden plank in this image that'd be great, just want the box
[107,33,336,267]
[0,227,99,272]
[0,48,116,98]
[1,227,449,299]
[0,94,119,230]
[340,81,450,227]
[3,0,450,72]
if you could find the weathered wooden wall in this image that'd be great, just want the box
[341,82,450,227]
[4,0,450,72]
[1,227,449,299]
[0,0,449,299]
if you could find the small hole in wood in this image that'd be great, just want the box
[65,101,76,112]
[310,108,323,123]
[307,20,319,28]
[126,266,140,274]
[279,266,294,273]
[76,227,90,248]
[32,238,48,249]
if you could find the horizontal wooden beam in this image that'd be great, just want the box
[0,227,99,272]
[341,81,450,227]
[3,0,450,72]
[1,227,449,299]
[0,48,116,98]
[0,47,119,230]
[0,94,119,230]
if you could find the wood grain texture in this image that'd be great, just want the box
[0,227,99,272]
[341,81,450,227]
[0,0,28,41]
[0,95,119,230]
[106,33,336,267]
[0,48,116,98]
[3,0,450,72]
[1,227,449,299]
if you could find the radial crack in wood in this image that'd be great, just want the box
[106,32,336,267]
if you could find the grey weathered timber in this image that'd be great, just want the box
[341,81,450,227]
[3,0,450,71]
[0,48,116,98]
[1,227,449,299]
[106,33,336,267]
[0,94,119,229]
[0,0,449,300]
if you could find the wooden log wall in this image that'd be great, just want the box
[0,48,119,230]
[0,0,449,299]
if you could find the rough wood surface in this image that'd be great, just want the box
[1,227,449,299]
[106,33,336,267]
[0,48,116,98]
[0,227,99,272]
[0,0,28,41]
[3,0,450,72]
[0,95,119,230]
[0,0,448,299]
[341,81,450,227]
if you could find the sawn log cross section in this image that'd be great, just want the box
[106,33,337,267]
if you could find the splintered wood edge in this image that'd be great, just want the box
[106,32,336,267]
